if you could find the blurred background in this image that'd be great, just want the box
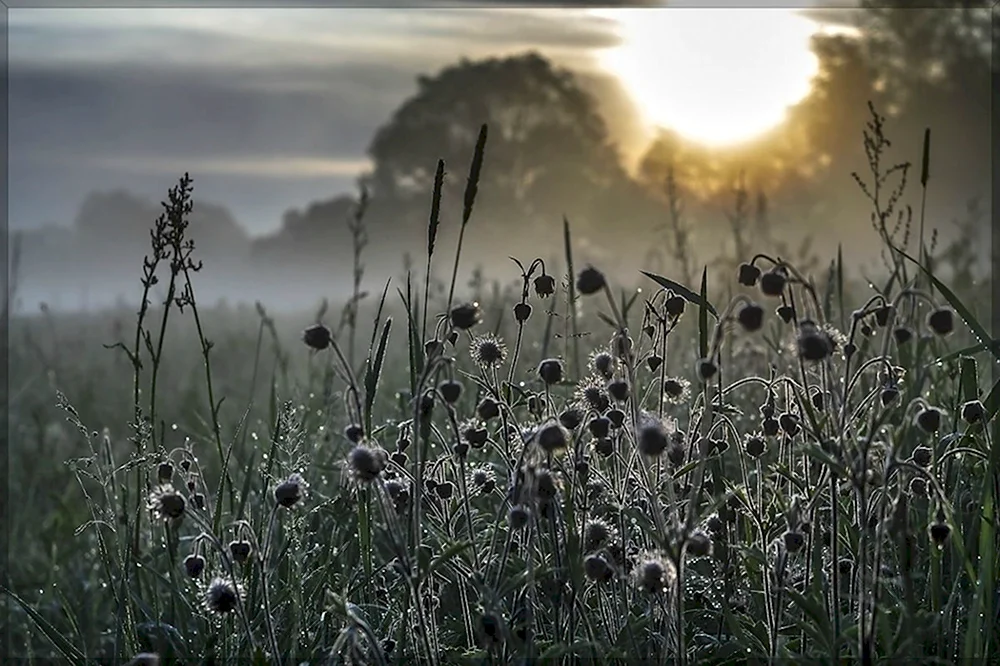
[6,1,995,313]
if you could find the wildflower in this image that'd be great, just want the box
[687,529,713,557]
[576,266,607,295]
[149,485,186,522]
[576,377,610,414]
[796,321,833,362]
[534,420,570,454]
[559,407,584,430]
[664,295,686,318]
[928,520,951,546]
[762,418,780,437]
[477,397,500,420]
[537,358,564,385]
[229,540,252,565]
[594,437,614,457]
[909,477,928,497]
[915,407,942,433]
[745,434,766,458]
[450,302,481,330]
[509,504,530,529]
[737,303,764,332]
[434,481,454,500]
[646,355,663,372]
[302,323,332,350]
[587,416,611,439]
[636,413,669,457]
[912,446,932,467]
[438,379,463,404]
[344,424,364,444]
[696,358,718,381]
[533,273,556,297]
[737,262,761,286]
[203,577,241,615]
[274,472,307,508]
[874,306,892,327]
[589,349,616,379]
[470,466,496,494]
[156,461,173,484]
[183,554,205,579]
[810,389,826,411]
[607,379,630,402]
[470,334,507,369]
[348,445,386,483]
[759,268,787,297]
[880,385,900,407]
[893,326,914,345]
[584,518,616,552]
[461,420,489,448]
[634,553,675,594]
[607,408,626,428]
[513,302,532,322]
[661,377,690,405]
[584,554,614,582]
[961,400,985,424]
[783,530,805,553]
[926,307,954,336]
[778,413,800,437]
[776,305,795,323]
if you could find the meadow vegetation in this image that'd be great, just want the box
[4,103,998,665]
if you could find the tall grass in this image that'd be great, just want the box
[3,103,997,666]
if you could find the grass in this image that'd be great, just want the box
[4,103,998,665]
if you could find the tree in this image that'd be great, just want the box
[363,52,650,255]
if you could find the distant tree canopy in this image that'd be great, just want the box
[362,52,659,254]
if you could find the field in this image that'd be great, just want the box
[5,108,998,665]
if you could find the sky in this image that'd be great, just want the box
[9,2,859,237]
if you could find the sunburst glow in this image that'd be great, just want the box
[594,8,820,147]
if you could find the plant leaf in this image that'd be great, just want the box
[641,270,719,318]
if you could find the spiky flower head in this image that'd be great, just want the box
[583,518,617,552]
[636,412,670,457]
[273,472,307,508]
[470,334,507,369]
[575,375,611,414]
[661,377,691,405]
[202,577,242,615]
[589,348,617,380]
[634,551,676,594]
[348,445,387,483]
[148,484,186,523]
[534,420,570,454]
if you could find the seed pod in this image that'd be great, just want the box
[737,303,764,332]
[778,413,800,437]
[664,295,686,318]
[229,540,252,564]
[183,554,205,579]
[584,554,613,582]
[576,267,607,296]
[697,358,718,381]
[477,397,500,421]
[912,446,933,467]
[759,268,787,297]
[588,417,611,439]
[961,400,985,424]
[302,323,332,350]
[762,418,780,437]
[533,273,555,298]
[926,308,954,336]
[607,409,626,429]
[513,302,532,323]
[783,530,805,553]
[916,407,942,433]
[646,355,663,372]
[594,437,614,457]
[874,306,891,327]
[559,408,583,430]
[776,305,795,323]
[607,379,630,402]
[438,379,463,404]
[737,262,761,286]
[450,303,481,330]
[893,326,913,345]
[537,358,564,385]
[880,386,900,407]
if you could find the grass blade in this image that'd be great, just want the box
[363,317,392,436]
[641,270,718,319]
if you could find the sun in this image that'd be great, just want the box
[593,8,820,147]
